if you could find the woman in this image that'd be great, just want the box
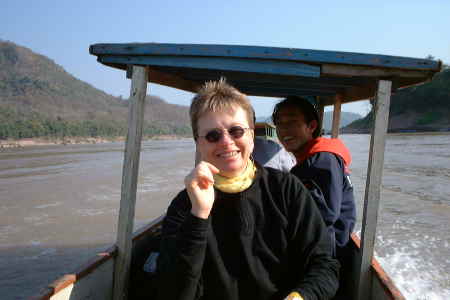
[156,79,339,300]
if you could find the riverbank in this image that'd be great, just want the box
[341,128,450,135]
[0,135,186,149]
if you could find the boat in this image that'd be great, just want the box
[32,43,441,300]
[254,119,277,141]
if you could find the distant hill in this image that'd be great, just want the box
[0,41,191,139]
[344,68,450,133]
[322,111,362,131]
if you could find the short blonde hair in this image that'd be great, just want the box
[190,78,255,139]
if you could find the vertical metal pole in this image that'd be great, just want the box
[331,94,342,138]
[113,66,148,300]
[357,80,392,300]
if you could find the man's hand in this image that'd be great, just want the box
[184,161,219,219]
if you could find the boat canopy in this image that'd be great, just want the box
[89,43,441,106]
[87,43,441,300]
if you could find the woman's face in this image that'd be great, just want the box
[196,106,254,178]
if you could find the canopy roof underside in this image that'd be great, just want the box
[89,43,441,106]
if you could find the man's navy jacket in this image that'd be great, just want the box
[290,137,356,253]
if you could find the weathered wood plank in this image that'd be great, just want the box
[233,80,342,94]
[331,94,342,138]
[147,68,200,93]
[357,80,392,300]
[113,66,148,300]
[195,147,201,166]
[237,86,336,98]
[342,84,377,104]
[90,43,440,71]
[98,55,320,78]
[184,69,363,88]
[322,63,434,77]
[126,65,133,79]
[145,68,346,97]
[317,99,325,132]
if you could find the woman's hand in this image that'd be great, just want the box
[184,161,219,219]
[284,292,303,300]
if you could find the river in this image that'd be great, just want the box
[0,134,449,299]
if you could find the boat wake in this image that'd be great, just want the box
[375,233,450,299]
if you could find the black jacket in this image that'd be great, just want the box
[157,166,339,300]
[290,152,356,251]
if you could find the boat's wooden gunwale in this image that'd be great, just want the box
[351,234,405,300]
[31,250,116,300]
[31,216,164,300]
[32,218,400,300]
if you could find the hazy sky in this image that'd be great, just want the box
[2,0,449,117]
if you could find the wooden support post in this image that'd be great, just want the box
[318,102,325,136]
[113,66,148,300]
[331,94,342,138]
[195,146,201,166]
[357,80,392,300]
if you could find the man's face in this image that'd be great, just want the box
[275,106,317,153]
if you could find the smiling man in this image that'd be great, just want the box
[272,96,356,258]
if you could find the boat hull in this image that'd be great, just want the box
[32,216,404,300]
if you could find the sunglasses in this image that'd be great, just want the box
[198,126,251,143]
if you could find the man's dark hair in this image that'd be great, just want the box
[272,96,321,138]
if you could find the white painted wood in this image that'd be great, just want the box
[50,259,114,300]
[50,284,74,300]
[331,94,342,138]
[357,80,392,300]
[113,66,148,300]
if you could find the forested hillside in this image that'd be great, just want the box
[344,68,450,133]
[0,41,191,139]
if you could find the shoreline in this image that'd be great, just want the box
[0,135,188,149]
[2,131,449,149]
[340,130,450,135]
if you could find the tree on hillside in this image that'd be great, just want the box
[425,55,449,71]
[0,41,192,140]
[343,66,450,132]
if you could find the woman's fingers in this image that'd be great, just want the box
[193,161,219,188]
[184,161,219,219]
[205,162,220,175]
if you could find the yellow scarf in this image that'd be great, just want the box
[213,159,256,193]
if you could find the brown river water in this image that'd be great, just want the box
[0,134,449,299]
